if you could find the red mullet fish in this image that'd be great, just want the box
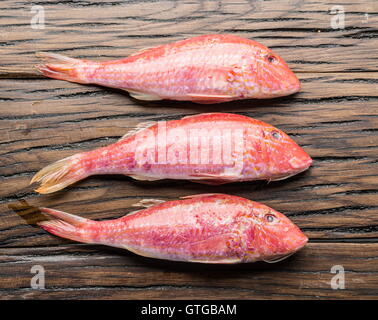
[31,113,312,194]
[38,194,308,264]
[36,34,300,104]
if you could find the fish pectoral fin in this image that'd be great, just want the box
[132,198,166,208]
[126,90,162,101]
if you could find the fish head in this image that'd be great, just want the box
[261,125,312,180]
[246,204,308,263]
[253,47,300,98]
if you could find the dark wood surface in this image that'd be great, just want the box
[1,0,377,299]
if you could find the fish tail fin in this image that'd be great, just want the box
[38,207,96,244]
[31,153,89,194]
[36,52,90,83]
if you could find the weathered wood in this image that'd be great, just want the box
[0,243,377,299]
[1,0,377,300]
[0,0,377,76]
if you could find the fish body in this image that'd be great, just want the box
[39,194,308,264]
[37,34,300,103]
[31,113,312,194]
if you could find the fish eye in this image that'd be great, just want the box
[266,55,276,63]
[265,214,276,223]
[271,130,280,139]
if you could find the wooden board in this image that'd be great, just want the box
[0,0,377,299]
[1,0,378,75]
[1,243,377,299]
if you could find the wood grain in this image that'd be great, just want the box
[0,0,377,76]
[0,243,377,299]
[0,0,377,300]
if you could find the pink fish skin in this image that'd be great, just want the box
[36,34,300,104]
[38,194,308,264]
[31,113,312,194]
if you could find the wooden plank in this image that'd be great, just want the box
[0,0,377,76]
[1,0,377,300]
[0,243,377,299]
[0,73,377,247]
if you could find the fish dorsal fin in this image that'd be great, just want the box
[182,112,243,121]
[180,193,224,200]
[182,112,220,120]
[127,89,162,101]
[128,46,154,57]
[118,121,157,142]
[131,198,166,208]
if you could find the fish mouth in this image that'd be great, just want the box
[288,155,313,170]
[270,157,312,181]
[263,236,308,264]
[295,235,309,251]
[280,83,301,97]
[284,72,301,95]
